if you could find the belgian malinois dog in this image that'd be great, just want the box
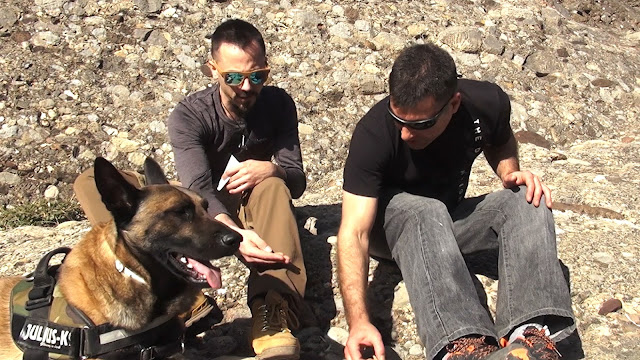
[0,157,242,359]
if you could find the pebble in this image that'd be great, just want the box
[598,298,623,315]
[303,216,318,235]
[409,343,424,356]
[0,6,20,28]
[0,172,21,185]
[43,185,59,199]
[327,327,349,345]
[593,252,615,266]
[31,31,60,47]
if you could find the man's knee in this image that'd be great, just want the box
[74,167,110,225]
[252,177,292,199]
[384,195,452,249]
[387,194,450,223]
[74,167,144,194]
[493,186,555,236]
[73,167,96,196]
[505,186,551,215]
[74,166,145,226]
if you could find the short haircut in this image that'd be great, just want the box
[210,19,266,59]
[389,43,458,109]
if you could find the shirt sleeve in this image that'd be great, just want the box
[490,85,513,147]
[272,90,306,199]
[167,101,230,217]
[343,114,391,198]
[461,80,513,148]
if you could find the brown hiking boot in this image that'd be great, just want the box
[444,336,500,359]
[250,290,300,360]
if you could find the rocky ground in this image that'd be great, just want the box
[1,0,640,359]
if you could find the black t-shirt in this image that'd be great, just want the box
[343,79,512,210]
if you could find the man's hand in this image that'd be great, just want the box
[223,159,282,194]
[484,133,551,208]
[344,321,386,360]
[502,170,552,208]
[235,227,291,264]
[214,213,289,265]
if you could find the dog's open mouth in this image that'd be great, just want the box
[167,253,222,289]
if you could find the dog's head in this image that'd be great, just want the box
[93,157,241,289]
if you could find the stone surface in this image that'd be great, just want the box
[1,0,640,359]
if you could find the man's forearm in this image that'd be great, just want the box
[495,156,520,183]
[337,234,371,327]
[484,133,520,181]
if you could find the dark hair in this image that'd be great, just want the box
[389,43,458,109]
[210,19,266,59]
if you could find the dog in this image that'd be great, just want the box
[0,157,242,359]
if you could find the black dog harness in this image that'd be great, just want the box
[10,248,185,360]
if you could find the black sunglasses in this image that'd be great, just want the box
[387,98,449,130]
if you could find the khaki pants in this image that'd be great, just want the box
[73,168,306,304]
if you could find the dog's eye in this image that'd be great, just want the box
[171,207,193,221]
[182,208,194,221]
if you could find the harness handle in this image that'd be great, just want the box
[25,247,71,311]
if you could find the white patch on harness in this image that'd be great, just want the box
[19,323,72,350]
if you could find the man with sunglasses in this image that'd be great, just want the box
[337,43,575,360]
[167,19,306,359]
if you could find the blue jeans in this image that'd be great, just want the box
[369,186,575,359]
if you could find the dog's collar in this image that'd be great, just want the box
[115,259,147,285]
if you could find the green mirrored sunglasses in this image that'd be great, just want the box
[215,67,270,86]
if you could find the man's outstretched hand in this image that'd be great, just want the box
[502,170,552,208]
[235,227,290,264]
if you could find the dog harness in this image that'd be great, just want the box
[10,247,185,360]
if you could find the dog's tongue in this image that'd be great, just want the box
[187,258,222,289]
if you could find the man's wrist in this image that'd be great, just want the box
[273,163,286,179]
[346,312,371,329]
[214,213,239,228]
[342,296,371,327]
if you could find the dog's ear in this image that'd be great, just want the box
[143,157,170,185]
[94,157,140,225]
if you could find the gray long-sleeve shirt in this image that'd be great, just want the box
[167,84,305,217]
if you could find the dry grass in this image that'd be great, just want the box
[0,199,84,230]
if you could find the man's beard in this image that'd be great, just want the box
[230,100,250,118]
[231,92,258,118]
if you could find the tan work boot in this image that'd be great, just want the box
[181,292,222,336]
[250,290,300,360]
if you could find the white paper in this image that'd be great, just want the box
[217,155,239,191]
